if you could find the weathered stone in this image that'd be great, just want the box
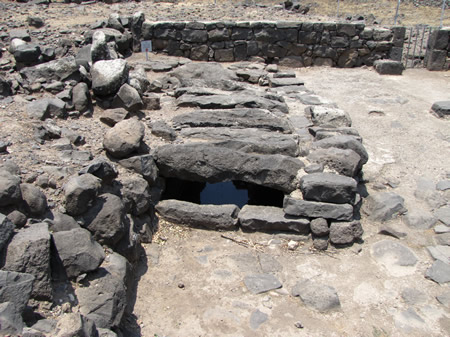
[27,98,67,120]
[173,108,293,133]
[99,108,129,127]
[300,173,357,204]
[244,273,282,294]
[403,210,437,229]
[83,193,126,247]
[292,279,340,312]
[156,199,239,230]
[112,83,143,112]
[310,218,329,236]
[435,207,450,226]
[284,196,353,221]
[103,119,145,159]
[64,174,101,216]
[329,220,363,245]
[0,302,24,336]
[309,106,352,127]
[91,30,109,63]
[269,77,304,87]
[313,235,329,250]
[238,205,310,233]
[250,309,268,330]
[143,93,161,110]
[371,240,418,267]
[154,144,303,193]
[13,43,41,64]
[91,59,129,97]
[437,180,450,191]
[150,120,175,140]
[79,160,118,184]
[20,183,47,215]
[0,271,34,314]
[427,245,450,264]
[374,60,404,75]
[118,155,159,184]
[120,175,151,215]
[54,313,98,337]
[20,57,79,83]
[363,192,407,222]
[0,213,15,251]
[46,211,80,232]
[426,260,450,284]
[436,291,450,308]
[0,170,21,207]
[313,135,368,166]
[72,82,93,115]
[431,101,450,118]
[4,223,52,300]
[180,127,299,157]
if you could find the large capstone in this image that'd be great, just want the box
[91,59,129,96]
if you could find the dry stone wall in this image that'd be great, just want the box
[425,27,450,70]
[141,21,406,67]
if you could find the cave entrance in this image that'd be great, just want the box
[162,178,284,208]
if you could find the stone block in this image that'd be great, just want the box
[374,60,404,75]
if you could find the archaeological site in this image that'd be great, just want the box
[0,0,449,336]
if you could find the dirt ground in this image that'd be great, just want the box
[131,66,450,337]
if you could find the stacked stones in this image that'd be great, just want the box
[425,27,450,71]
[141,21,405,67]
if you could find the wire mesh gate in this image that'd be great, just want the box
[402,25,435,68]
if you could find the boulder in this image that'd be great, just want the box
[308,147,362,177]
[83,193,126,247]
[156,199,239,230]
[91,30,109,63]
[118,155,159,184]
[20,57,79,83]
[52,228,105,279]
[20,183,47,215]
[46,211,80,232]
[374,60,404,75]
[72,82,93,115]
[300,173,357,204]
[13,43,41,64]
[292,279,340,312]
[4,223,52,300]
[329,220,363,245]
[154,143,303,193]
[284,196,354,221]
[363,192,407,222]
[173,108,293,133]
[0,302,24,336]
[0,213,15,251]
[54,313,98,337]
[112,83,143,111]
[119,175,151,215]
[0,270,34,313]
[309,106,352,127]
[64,174,102,216]
[103,119,145,159]
[431,101,450,118]
[91,59,129,97]
[0,169,22,207]
[238,205,310,233]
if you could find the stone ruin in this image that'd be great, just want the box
[0,7,449,337]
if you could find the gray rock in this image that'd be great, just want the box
[4,223,52,300]
[425,260,450,284]
[0,271,34,313]
[394,308,425,332]
[435,233,450,246]
[308,147,361,177]
[76,268,127,329]
[27,16,44,28]
[154,144,303,193]
[300,173,357,204]
[46,211,80,232]
[435,206,450,226]
[431,101,450,118]
[173,108,293,133]
[436,291,450,308]
[76,45,92,70]
[120,175,151,215]
[283,196,354,221]
[83,193,126,247]
[371,240,418,267]
[437,180,450,191]
[363,192,407,222]
[118,154,159,184]
[64,174,101,216]
[435,225,450,234]
[269,77,304,87]
[401,288,427,305]
[143,93,161,110]
[150,120,176,141]
[91,59,129,97]
[91,30,109,63]
[310,218,329,236]
[129,66,149,94]
[99,108,129,127]
[0,302,24,336]
[54,313,98,337]
[27,98,67,120]
[427,245,450,264]
[98,328,118,337]
[0,76,12,99]
[313,135,368,166]
[20,57,79,83]
[374,60,404,75]
[238,205,310,234]
[244,274,282,294]
[0,169,22,206]
[9,29,30,42]
[0,213,15,251]
[103,119,145,159]
[404,210,438,229]
[156,199,239,230]
[378,226,407,239]
[329,221,363,245]
[6,210,26,228]
[72,82,93,115]
[9,38,26,54]
[79,160,118,184]
[13,43,41,64]
[20,183,47,215]
[112,83,143,111]
[180,127,298,157]
[313,236,329,250]
[292,279,340,312]
[250,309,268,330]
[309,106,352,127]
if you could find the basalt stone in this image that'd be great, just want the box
[244,273,282,294]
[0,214,15,250]
[307,147,361,177]
[431,101,450,118]
[64,174,101,216]
[363,192,407,223]
[79,160,118,184]
[313,135,368,166]
[13,43,41,64]
[0,302,24,336]
[0,169,22,207]
[46,211,80,232]
[154,143,303,193]
[112,83,143,112]
[103,119,145,159]
[238,205,310,233]
[292,279,340,312]
[53,313,98,337]
[0,271,34,314]
[310,218,329,236]
[150,120,175,140]
[374,60,404,75]
[20,183,47,216]
[156,199,239,230]
[119,175,151,216]
[309,106,352,127]
[91,31,109,63]
[329,220,363,245]
[300,173,357,204]
[91,59,129,97]
[283,196,353,221]
[99,108,129,127]
[20,57,79,83]
[118,155,159,185]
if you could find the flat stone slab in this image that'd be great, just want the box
[292,279,341,312]
[154,143,304,193]
[431,101,450,118]
[427,245,450,264]
[172,108,293,133]
[269,77,304,87]
[156,199,239,230]
[299,172,357,204]
[238,205,310,234]
[244,273,282,294]
[249,309,268,330]
[426,260,450,284]
[371,240,418,276]
[435,206,450,226]
[363,192,407,223]
[283,196,353,221]
[180,127,299,157]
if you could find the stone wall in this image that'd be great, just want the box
[425,27,450,70]
[141,21,406,67]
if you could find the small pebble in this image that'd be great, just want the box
[294,321,304,329]
[288,240,299,251]
[178,283,185,289]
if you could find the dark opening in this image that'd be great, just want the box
[162,177,284,208]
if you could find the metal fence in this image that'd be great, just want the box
[402,25,435,68]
